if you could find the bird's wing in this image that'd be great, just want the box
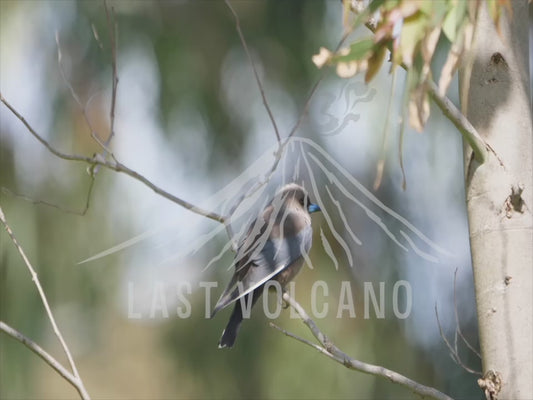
[211,220,312,317]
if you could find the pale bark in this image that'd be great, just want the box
[460,1,533,399]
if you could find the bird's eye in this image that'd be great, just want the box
[299,197,305,206]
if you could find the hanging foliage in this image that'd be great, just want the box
[313,0,512,132]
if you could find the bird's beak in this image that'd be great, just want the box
[308,203,321,213]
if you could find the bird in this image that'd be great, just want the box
[211,183,321,348]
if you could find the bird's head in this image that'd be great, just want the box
[275,183,321,214]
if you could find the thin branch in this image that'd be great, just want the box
[229,29,349,202]
[435,304,460,364]
[452,269,481,359]
[55,33,112,156]
[104,0,118,149]
[225,0,281,145]
[435,303,482,376]
[221,3,361,222]
[427,80,488,164]
[56,0,120,171]
[223,0,357,212]
[222,0,330,218]
[270,322,340,360]
[277,292,454,400]
[1,175,95,216]
[0,94,225,224]
[111,160,225,222]
[0,321,88,399]
[286,70,326,140]
[1,93,94,162]
[221,0,324,222]
[0,206,90,400]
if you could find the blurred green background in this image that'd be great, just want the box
[0,1,486,399]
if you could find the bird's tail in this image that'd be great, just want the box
[218,290,262,348]
[218,302,243,348]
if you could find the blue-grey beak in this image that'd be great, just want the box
[308,203,321,213]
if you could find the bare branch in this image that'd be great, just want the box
[224,0,281,145]
[435,303,482,376]
[1,93,94,162]
[223,1,355,214]
[56,0,120,171]
[277,292,454,400]
[111,160,226,222]
[286,71,326,140]
[222,1,329,218]
[0,206,90,400]
[435,304,460,363]
[1,175,95,216]
[103,0,118,149]
[373,68,398,190]
[0,321,88,399]
[432,269,482,377]
[270,322,340,360]
[221,21,353,222]
[452,269,481,359]
[0,94,225,224]
[55,33,113,156]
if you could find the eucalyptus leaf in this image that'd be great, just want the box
[365,44,386,83]
[399,12,427,67]
[442,0,467,43]
[334,38,376,63]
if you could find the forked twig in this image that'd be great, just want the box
[435,302,482,376]
[0,94,225,224]
[0,321,87,398]
[55,33,112,155]
[223,1,351,215]
[1,176,95,216]
[452,268,481,359]
[56,0,120,167]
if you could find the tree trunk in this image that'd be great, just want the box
[460,1,532,398]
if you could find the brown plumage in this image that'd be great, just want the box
[212,183,320,348]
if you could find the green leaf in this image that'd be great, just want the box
[442,0,467,43]
[334,38,376,63]
[365,44,386,83]
[369,0,388,13]
[398,12,427,67]
[406,55,430,132]
[417,0,434,16]
[486,0,497,22]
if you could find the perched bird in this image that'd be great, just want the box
[212,183,321,348]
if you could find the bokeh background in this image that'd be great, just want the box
[3,1,527,399]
